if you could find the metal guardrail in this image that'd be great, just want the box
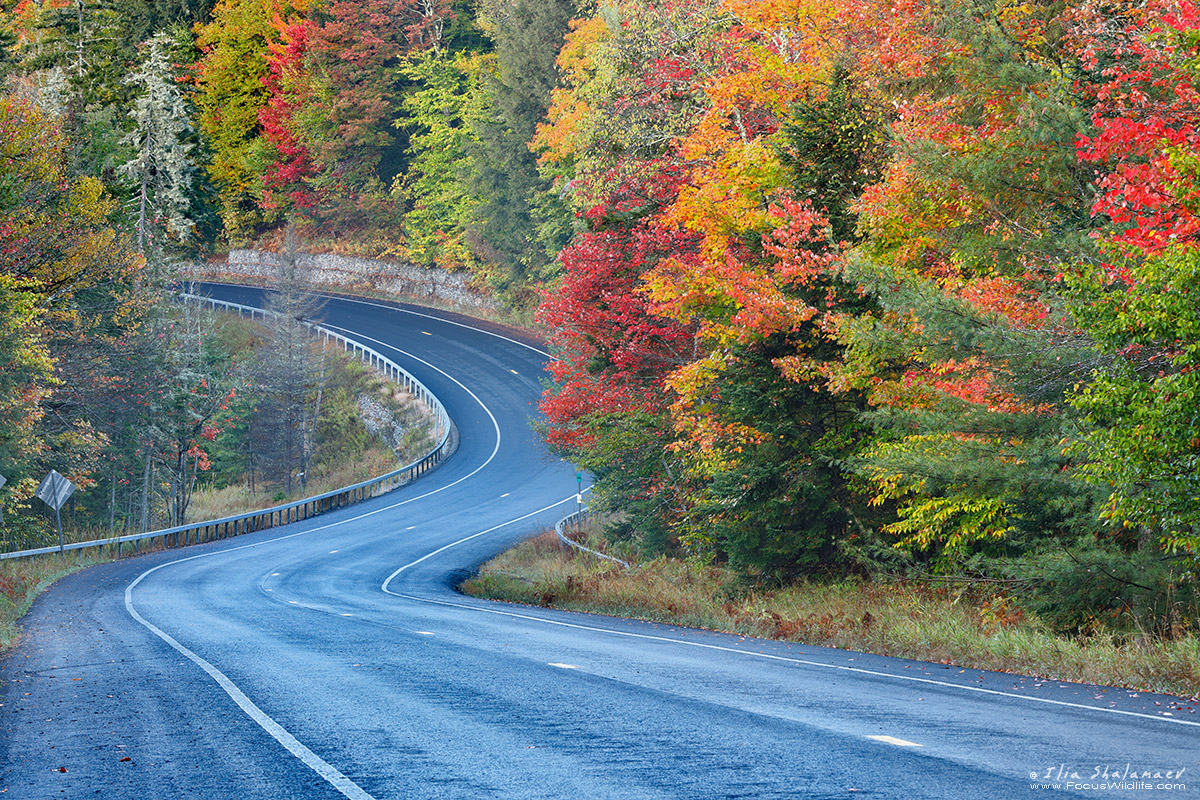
[554,506,629,568]
[1,295,455,561]
[185,294,452,443]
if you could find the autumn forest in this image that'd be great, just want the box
[2,0,1199,639]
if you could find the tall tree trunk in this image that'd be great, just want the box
[137,170,149,256]
[75,0,84,79]
[139,454,152,532]
[301,353,326,494]
[1134,524,1155,649]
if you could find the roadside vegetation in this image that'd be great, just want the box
[6,0,1200,687]
[0,307,436,653]
[0,554,109,652]
[463,531,1200,699]
[1,296,434,554]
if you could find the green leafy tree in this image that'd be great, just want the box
[465,0,577,307]
[193,0,292,239]
[0,274,53,541]
[393,48,483,270]
[1069,246,1200,553]
[689,333,875,577]
[0,95,146,546]
[838,0,1110,569]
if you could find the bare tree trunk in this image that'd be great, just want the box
[75,0,84,78]
[300,351,326,494]
[261,225,327,495]
[172,446,184,526]
[139,454,152,532]
[246,415,257,497]
[1134,525,1155,649]
[137,173,148,255]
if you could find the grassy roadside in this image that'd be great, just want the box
[461,531,1200,699]
[0,554,113,652]
[187,446,402,521]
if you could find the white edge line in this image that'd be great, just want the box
[383,565,1200,730]
[334,297,551,357]
[867,735,922,747]
[381,495,578,592]
[305,287,1200,728]
[197,288,1200,730]
[211,282,551,357]
[123,320,509,797]
[318,292,1197,727]
[124,575,375,800]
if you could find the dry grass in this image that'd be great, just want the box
[462,531,1200,698]
[187,446,401,521]
[0,552,111,651]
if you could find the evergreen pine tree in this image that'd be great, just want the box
[466,0,578,305]
[119,32,195,260]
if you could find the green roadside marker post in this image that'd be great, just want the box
[575,471,583,532]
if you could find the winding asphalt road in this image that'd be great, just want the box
[2,287,1197,799]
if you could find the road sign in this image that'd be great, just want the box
[0,473,7,490]
[36,470,74,511]
[36,470,75,554]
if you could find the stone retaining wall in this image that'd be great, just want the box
[194,250,501,313]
